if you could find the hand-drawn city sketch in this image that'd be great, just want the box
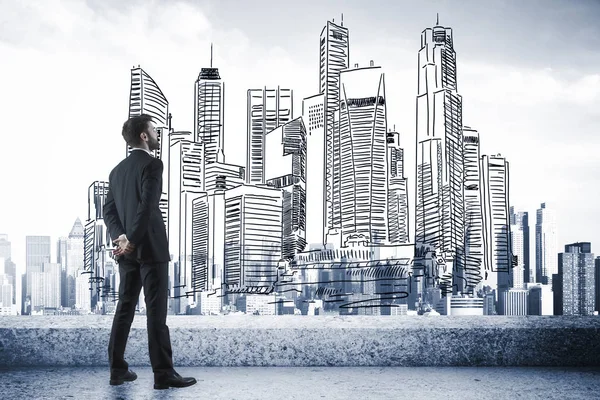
[72,15,520,318]
[4,1,598,319]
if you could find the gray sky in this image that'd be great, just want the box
[0,0,599,272]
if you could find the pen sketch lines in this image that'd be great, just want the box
[77,15,517,316]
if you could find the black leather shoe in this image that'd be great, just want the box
[154,372,197,390]
[110,369,138,385]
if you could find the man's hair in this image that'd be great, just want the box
[122,114,153,147]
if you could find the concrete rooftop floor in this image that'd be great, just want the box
[1,366,599,399]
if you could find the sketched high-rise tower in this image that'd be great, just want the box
[127,66,170,230]
[195,44,225,164]
[265,117,308,259]
[387,130,409,245]
[415,17,464,293]
[246,87,293,184]
[319,18,349,239]
[84,181,113,310]
[127,66,170,158]
[480,155,511,298]
[167,131,206,313]
[223,185,283,288]
[302,93,327,248]
[462,127,484,293]
[536,202,558,285]
[338,64,388,245]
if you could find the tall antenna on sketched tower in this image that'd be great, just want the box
[210,42,213,68]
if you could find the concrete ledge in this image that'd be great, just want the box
[1,316,599,367]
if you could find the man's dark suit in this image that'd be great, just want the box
[103,149,174,381]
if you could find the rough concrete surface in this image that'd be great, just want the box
[1,366,599,400]
[1,316,599,367]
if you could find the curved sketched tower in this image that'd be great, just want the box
[127,66,170,230]
[127,66,169,158]
[338,64,388,245]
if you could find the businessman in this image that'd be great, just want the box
[103,114,197,390]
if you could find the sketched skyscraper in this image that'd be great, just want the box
[127,66,170,231]
[338,64,388,245]
[480,155,511,301]
[319,18,349,238]
[302,93,326,247]
[84,181,113,310]
[536,202,558,285]
[191,194,210,293]
[127,66,170,158]
[223,185,283,288]
[415,18,465,292]
[265,117,308,258]
[386,130,409,244]
[195,45,225,164]
[246,87,293,184]
[462,127,484,293]
[167,131,206,313]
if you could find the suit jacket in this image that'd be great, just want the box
[103,149,170,263]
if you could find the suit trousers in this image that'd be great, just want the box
[108,259,174,379]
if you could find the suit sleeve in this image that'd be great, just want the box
[103,180,125,243]
[127,158,163,246]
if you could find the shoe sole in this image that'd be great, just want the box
[154,380,197,390]
[109,377,137,386]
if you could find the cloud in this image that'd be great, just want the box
[0,0,216,74]
[460,60,600,109]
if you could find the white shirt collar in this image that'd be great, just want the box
[131,147,153,156]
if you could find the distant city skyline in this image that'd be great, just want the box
[1,0,599,281]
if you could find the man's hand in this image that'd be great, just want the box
[112,234,127,247]
[113,234,136,256]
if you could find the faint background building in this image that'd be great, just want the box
[554,242,595,316]
[536,203,558,285]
